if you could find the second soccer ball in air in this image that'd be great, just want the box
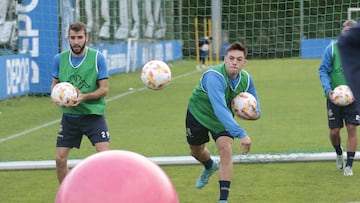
[331,85,355,106]
[231,92,257,119]
[141,60,171,90]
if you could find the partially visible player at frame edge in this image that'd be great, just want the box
[186,41,261,203]
[318,19,358,176]
[51,21,110,184]
[338,21,360,110]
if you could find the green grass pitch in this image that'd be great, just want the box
[1,58,360,202]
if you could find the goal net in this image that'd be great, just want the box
[1,0,360,170]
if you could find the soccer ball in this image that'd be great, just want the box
[51,82,78,107]
[201,44,209,51]
[141,60,171,90]
[231,92,257,119]
[331,85,355,106]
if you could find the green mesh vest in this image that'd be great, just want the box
[330,42,347,89]
[59,48,106,115]
[188,64,250,133]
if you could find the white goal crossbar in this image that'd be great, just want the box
[1,152,359,170]
[348,7,360,20]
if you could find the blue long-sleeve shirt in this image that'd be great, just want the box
[318,41,335,96]
[202,71,261,138]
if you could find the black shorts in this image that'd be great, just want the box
[327,99,360,129]
[56,114,110,148]
[185,109,233,145]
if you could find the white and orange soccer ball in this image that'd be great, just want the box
[51,82,78,107]
[141,60,171,90]
[331,85,355,106]
[231,92,257,119]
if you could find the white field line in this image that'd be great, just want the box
[0,69,200,144]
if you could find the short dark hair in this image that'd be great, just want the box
[68,22,87,36]
[226,41,248,58]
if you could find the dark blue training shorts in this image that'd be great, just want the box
[56,114,110,148]
[185,109,233,145]
[327,99,360,129]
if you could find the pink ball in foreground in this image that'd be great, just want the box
[55,150,179,203]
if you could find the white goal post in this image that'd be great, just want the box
[1,152,360,170]
[126,38,138,73]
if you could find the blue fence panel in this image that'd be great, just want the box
[0,54,31,100]
[300,38,334,58]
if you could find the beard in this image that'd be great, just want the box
[70,43,86,55]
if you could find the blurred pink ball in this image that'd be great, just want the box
[55,150,179,203]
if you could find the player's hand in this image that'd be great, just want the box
[240,105,259,120]
[69,88,82,107]
[239,135,251,154]
[328,91,336,104]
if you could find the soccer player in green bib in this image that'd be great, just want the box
[186,41,261,203]
[51,22,110,184]
[318,20,359,176]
